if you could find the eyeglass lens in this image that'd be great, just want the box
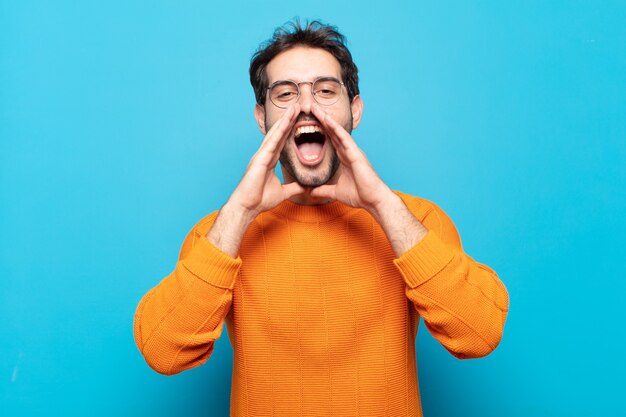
[269,78,342,108]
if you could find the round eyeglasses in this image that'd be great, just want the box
[267,77,345,109]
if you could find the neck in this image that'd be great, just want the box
[288,189,334,206]
[282,167,341,206]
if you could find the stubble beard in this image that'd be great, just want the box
[279,144,340,188]
[271,111,353,188]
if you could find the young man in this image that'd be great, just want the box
[134,20,509,416]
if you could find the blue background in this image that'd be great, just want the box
[2,1,625,416]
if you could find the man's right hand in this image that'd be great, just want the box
[205,104,304,257]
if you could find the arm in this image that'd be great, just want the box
[370,192,508,358]
[133,214,241,375]
[392,195,509,358]
[134,104,304,374]
[310,103,508,358]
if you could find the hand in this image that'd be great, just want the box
[206,104,304,257]
[309,104,427,256]
[228,103,305,218]
[309,103,394,215]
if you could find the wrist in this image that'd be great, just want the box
[368,191,427,256]
[205,200,258,258]
[221,199,259,228]
[368,188,403,223]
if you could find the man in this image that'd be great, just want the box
[134,20,509,416]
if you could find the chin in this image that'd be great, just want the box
[280,147,340,188]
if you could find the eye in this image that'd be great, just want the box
[316,89,338,99]
[271,83,299,102]
[278,91,297,98]
[314,79,341,97]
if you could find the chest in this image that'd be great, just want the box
[230,217,409,349]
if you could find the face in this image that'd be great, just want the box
[254,46,363,187]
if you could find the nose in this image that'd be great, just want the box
[297,81,314,114]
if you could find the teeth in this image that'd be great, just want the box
[295,125,324,137]
[303,154,318,161]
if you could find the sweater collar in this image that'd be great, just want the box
[269,199,356,223]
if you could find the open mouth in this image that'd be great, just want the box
[294,125,326,165]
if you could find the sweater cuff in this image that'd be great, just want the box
[181,235,241,289]
[393,230,456,288]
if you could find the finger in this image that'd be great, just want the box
[261,103,299,152]
[319,124,358,169]
[306,108,348,164]
[271,103,303,166]
[311,104,364,164]
[282,181,306,200]
[310,103,356,151]
[269,104,299,166]
[327,133,350,166]
[259,103,295,143]
[309,184,336,200]
[256,104,300,166]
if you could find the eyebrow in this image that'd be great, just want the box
[268,75,341,86]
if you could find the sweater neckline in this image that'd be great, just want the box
[269,199,356,223]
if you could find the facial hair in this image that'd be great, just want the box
[280,144,340,187]
[270,112,353,188]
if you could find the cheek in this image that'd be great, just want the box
[264,108,286,132]
[327,103,353,127]
[329,111,353,132]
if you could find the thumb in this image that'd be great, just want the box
[282,182,306,200]
[310,184,336,200]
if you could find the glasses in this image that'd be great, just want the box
[267,77,345,109]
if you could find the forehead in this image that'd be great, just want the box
[266,46,342,84]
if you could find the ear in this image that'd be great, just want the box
[254,104,267,135]
[350,95,364,130]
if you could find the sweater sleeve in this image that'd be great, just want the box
[393,195,509,359]
[133,212,242,375]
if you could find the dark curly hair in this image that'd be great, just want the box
[249,19,360,106]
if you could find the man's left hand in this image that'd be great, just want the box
[309,103,393,214]
[309,103,428,256]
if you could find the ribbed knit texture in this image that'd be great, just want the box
[134,192,509,416]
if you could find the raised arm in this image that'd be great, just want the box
[310,103,508,359]
[393,195,509,358]
[133,215,240,375]
[134,104,304,374]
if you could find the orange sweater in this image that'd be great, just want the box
[134,192,509,416]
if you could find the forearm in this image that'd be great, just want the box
[205,200,257,258]
[389,195,509,358]
[397,237,509,358]
[369,190,428,257]
[134,231,241,375]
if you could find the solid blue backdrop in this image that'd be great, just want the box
[1,1,625,416]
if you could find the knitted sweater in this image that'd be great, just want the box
[134,192,509,416]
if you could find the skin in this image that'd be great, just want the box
[257,47,354,192]
[206,46,427,258]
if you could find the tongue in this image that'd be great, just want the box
[298,142,323,160]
